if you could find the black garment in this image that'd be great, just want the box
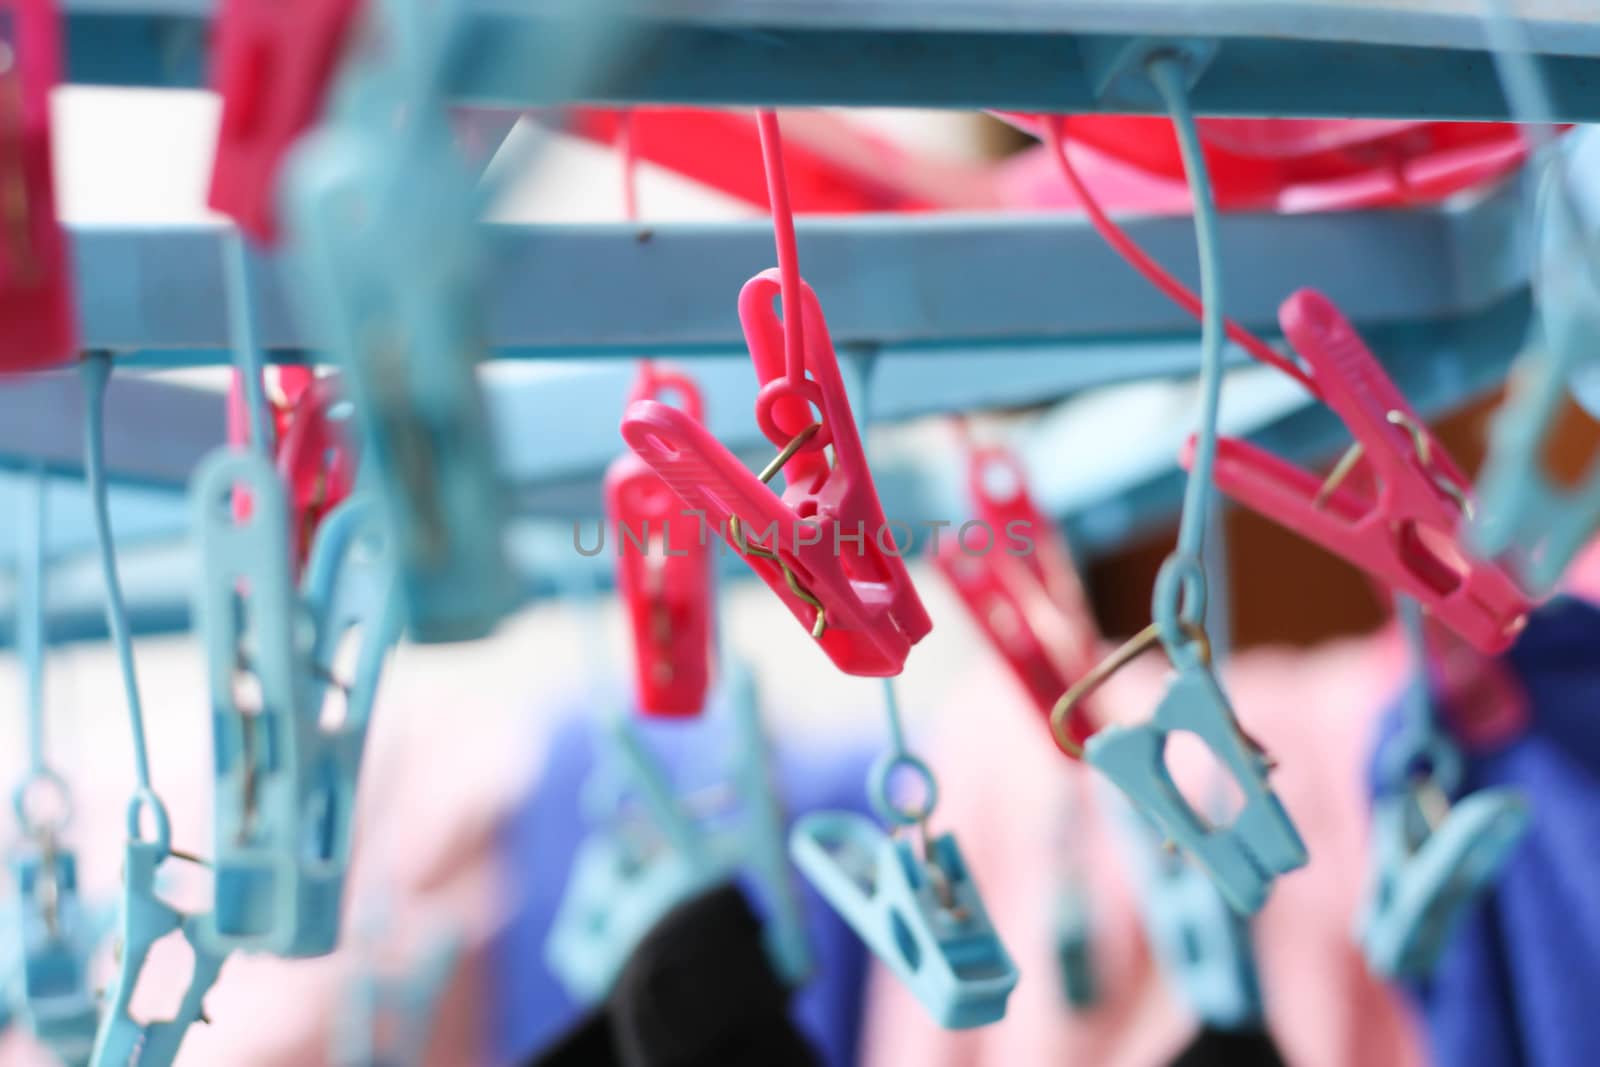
[528,883,821,1067]
[1169,1026,1288,1067]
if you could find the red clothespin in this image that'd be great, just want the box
[207,0,367,243]
[936,445,1100,755]
[226,367,354,568]
[621,271,932,676]
[605,367,714,717]
[1186,289,1531,654]
[0,0,74,369]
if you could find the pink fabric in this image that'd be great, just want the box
[858,631,1427,1067]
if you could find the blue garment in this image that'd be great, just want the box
[489,703,876,1067]
[1369,596,1600,1067]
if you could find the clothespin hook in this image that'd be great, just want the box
[1051,619,1211,757]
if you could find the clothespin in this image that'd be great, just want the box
[790,682,1017,1029]
[1191,289,1531,655]
[90,837,228,1067]
[282,0,510,643]
[1473,148,1600,592]
[1050,773,1100,1012]
[1114,800,1265,1029]
[620,111,931,676]
[207,0,367,242]
[936,441,1100,753]
[0,0,74,369]
[1357,597,1529,980]
[605,367,714,717]
[331,924,460,1067]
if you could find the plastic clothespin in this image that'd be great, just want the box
[0,0,74,369]
[331,928,460,1067]
[282,0,510,644]
[90,838,228,1067]
[192,448,313,954]
[1473,153,1600,592]
[621,272,932,676]
[291,493,402,956]
[789,810,1016,1029]
[1189,289,1532,655]
[936,444,1100,754]
[12,839,99,1065]
[207,0,367,243]
[1356,598,1530,980]
[605,367,714,717]
[1106,791,1262,1029]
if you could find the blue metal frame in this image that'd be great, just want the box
[56,1,1600,120]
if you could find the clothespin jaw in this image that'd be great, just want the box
[936,445,1099,753]
[281,0,510,644]
[0,0,74,369]
[606,370,714,717]
[12,841,99,1064]
[621,270,932,676]
[90,839,228,1067]
[1052,882,1099,1011]
[206,0,367,243]
[287,493,401,957]
[192,449,312,955]
[1086,662,1307,915]
[789,812,1017,1029]
[1192,289,1531,655]
[1473,168,1600,593]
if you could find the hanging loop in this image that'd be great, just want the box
[12,766,73,837]
[1153,552,1209,664]
[125,786,172,857]
[867,751,940,829]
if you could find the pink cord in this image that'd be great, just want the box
[757,109,807,385]
[1043,116,1318,397]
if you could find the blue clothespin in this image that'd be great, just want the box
[331,926,460,1067]
[1071,636,1307,916]
[282,0,510,644]
[1112,797,1264,1028]
[1474,143,1600,591]
[791,681,1016,1029]
[1357,597,1530,980]
[91,837,228,1067]
[192,448,313,954]
[12,839,100,1066]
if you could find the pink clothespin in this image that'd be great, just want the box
[207,0,366,242]
[622,272,932,676]
[1187,289,1531,654]
[605,367,714,716]
[936,444,1100,754]
[0,0,74,369]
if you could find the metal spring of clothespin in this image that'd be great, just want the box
[1356,596,1530,980]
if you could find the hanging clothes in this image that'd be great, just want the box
[489,700,877,1067]
[857,634,1426,1067]
[1168,1027,1288,1067]
[527,883,821,1067]
[1368,595,1600,1067]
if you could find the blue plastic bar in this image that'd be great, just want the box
[81,175,1528,359]
[57,1,1600,120]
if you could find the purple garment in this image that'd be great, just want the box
[1369,596,1600,1067]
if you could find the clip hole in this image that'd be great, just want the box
[128,929,197,1025]
[1164,729,1247,831]
[889,909,923,972]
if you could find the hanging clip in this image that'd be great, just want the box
[1060,624,1307,915]
[605,368,714,716]
[90,838,228,1067]
[207,0,367,243]
[193,448,312,954]
[1473,158,1600,592]
[789,807,1017,1029]
[937,445,1100,753]
[1113,799,1264,1028]
[1191,289,1531,654]
[621,272,932,675]
[0,0,75,368]
[282,0,510,643]
[12,831,101,1065]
